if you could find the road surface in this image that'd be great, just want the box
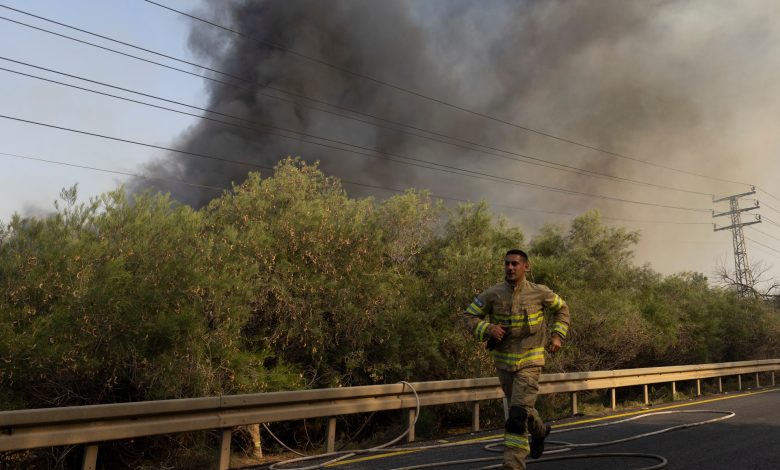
[259,386,780,469]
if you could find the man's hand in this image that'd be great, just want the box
[548,334,562,353]
[488,324,506,341]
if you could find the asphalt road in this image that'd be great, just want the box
[260,386,780,470]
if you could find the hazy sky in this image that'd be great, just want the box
[0,0,207,217]
[1,0,779,289]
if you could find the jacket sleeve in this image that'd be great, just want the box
[463,292,492,342]
[542,288,570,340]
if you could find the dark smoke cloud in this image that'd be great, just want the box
[134,0,465,206]
[131,0,695,204]
[132,0,780,277]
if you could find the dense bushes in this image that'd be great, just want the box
[1,157,778,411]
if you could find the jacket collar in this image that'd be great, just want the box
[505,279,530,291]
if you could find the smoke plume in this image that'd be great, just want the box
[134,0,780,277]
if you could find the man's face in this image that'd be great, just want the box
[504,254,529,283]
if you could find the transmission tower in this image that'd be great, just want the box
[713,187,761,297]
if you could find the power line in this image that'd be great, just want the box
[0,11,717,198]
[759,199,780,216]
[142,0,750,187]
[0,56,232,116]
[1,56,607,187]
[762,215,780,230]
[1,150,713,228]
[746,236,780,256]
[0,14,239,86]
[0,114,272,172]
[749,226,780,244]
[0,4,246,82]
[0,66,498,184]
[0,69,713,213]
[352,180,712,224]
[0,151,224,192]
[143,0,248,38]
[757,186,780,204]
[600,219,711,225]
[0,56,718,207]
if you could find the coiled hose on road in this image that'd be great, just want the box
[267,382,735,470]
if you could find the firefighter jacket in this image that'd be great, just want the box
[464,279,570,371]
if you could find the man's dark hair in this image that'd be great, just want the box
[505,249,529,261]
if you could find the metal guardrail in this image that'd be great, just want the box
[1,359,778,469]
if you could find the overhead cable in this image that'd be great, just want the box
[1,149,712,227]
[749,227,780,244]
[757,186,780,204]
[0,59,718,211]
[0,151,224,192]
[746,236,780,256]
[0,14,231,85]
[0,114,271,172]
[762,216,780,230]
[0,80,713,213]
[346,179,712,225]
[0,4,245,81]
[758,199,780,216]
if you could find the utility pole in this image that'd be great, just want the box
[713,187,761,297]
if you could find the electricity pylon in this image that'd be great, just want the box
[713,187,761,297]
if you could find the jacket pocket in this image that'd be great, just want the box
[519,305,546,349]
[492,301,512,328]
[525,305,544,334]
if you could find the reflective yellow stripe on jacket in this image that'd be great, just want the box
[552,321,569,339]
[474,320,490,341]
[491,347,545,368]
[548,293,565,312]
[466,300,484,317]
[527,310,543,326]
[466,297,490,341]
[491,310,543,328]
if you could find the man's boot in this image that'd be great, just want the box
[529,423,551,459]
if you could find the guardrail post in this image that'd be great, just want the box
[472,402,480,431]
[755,373,760,388]
[718,377,723,393]
[671,381,676,400]
[407,408,416,443]
[571,392,578,416]
[81,444,98,470]
[696,379,701,397]
[738,375,742,391]
[249,424,262,457]
[326,417,337,453]
[218,428,232,470]
[610,388,616,411]
[772,371,776,386]
[643,385,649,406]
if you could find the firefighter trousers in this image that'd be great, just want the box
[496,366,545,470]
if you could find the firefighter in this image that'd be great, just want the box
[464,249,570,470]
